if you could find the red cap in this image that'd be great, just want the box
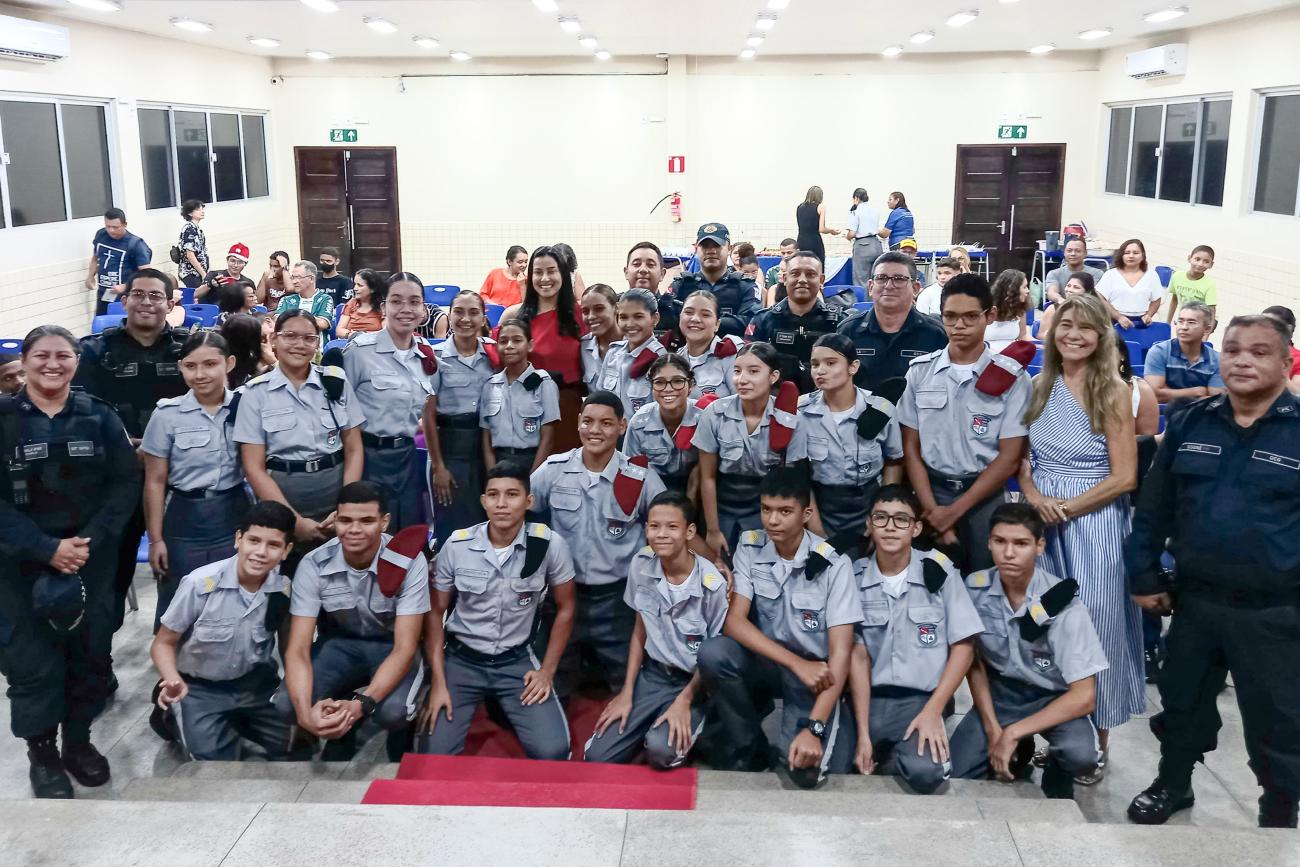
[227,243,250,262]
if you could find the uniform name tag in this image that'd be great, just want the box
[156,363,179,376]
[67,441,95,457]
[115,362,139,378]
[1178,442,1222,456]
[775,331,795,345]
[1252,450,1300,471]
[899,350,926,358]
[22,443,48,460]
[856,348,876,357]
[720,308,734,316]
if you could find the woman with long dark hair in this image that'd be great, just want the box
[219,313,272,389]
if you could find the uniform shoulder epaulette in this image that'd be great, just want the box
[702,569,724,591]
[448,528,474,543]
[965,569,992,589]
[909,348,944,366]
[525,522,553,540]
[920,552,953,593]
[521,522,552,579]
[156,395,184,408]
[192,562,225,596]
[635,544,654,558]
[73,391,115,414]
[543,452,569,465]
[349,330,379,347]
[630,401,657,423]
[797,391,822,411]
[1018,578,1079,641]
[805,539,840,581]
[739,529,766,547]
[245,371,273,387]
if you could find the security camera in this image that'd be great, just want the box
[270,75,285,85]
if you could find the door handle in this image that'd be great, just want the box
[999,220,1007,234]
[1009,204,1016,249]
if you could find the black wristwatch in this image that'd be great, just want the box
[350,692,376,718]
[798,717,827,741]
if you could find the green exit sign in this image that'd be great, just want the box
[330,128,358,143]
[997,125,1028,140]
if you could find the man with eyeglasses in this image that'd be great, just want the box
[745,252,843,394]
[837,252,948,392]
[276,261,335,346]
[76,268,191,665]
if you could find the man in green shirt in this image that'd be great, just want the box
[277,261,336,345]
[765,238,798,288]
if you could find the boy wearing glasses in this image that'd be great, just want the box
[840,485,983,793]
[896,273,1031,572]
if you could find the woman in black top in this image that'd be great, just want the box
[796,185,839,265]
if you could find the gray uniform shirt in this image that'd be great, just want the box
[429,338,498,415]
[626,550,729,673]
[478,364,561,450]
[435,522,575,655]
[895,347,1031,478]
[853,549,984,692]
[799,388,903,487]
[580,334,605,394]
[686,336,740,400]
[732,529,863,660]
[529,448,667,586]
[232,366,364,461]
[690,394,809,477]
[342,329,436,439]
[140,389,244,491]
[965,567,1109,692]
[161,555,289,681]
[289,535,432,639]
[599,336,668,419]
[621,402,699,482]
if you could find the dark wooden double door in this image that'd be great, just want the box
[294,147,401,275]
[953,144,1066,275]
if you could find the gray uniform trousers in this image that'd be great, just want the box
[866,687,950,794]
[361,442,426,531]
[173,665,294,761]
[851,237,884,288]
[533,581,634,697]
[156,487,249,629]
[930,475,1004,573]
[418,641,571,760]
[272,635,423,732]
[583,660,705,769]
[697,635,854,788]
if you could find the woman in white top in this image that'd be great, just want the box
[1116,330,1160,435]
[1096,239,1163,329]
[846,187,883,289]
[985,268,1030,352]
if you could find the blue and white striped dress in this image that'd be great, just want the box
[1029,376,1145,729]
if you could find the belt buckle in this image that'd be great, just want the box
[304,459,321,473]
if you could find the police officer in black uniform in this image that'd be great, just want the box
[746,251,843,393]
[1125,314,1300,829]
[837,252,947,391]
[74,268,189,639]
[0,326,141,798]
[671,224,761,338]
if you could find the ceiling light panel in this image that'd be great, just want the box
[364,17,399,34]
[171,18,213,33]
[300,0,340,12]
[67,0,122,11]
[946,10,980,27]
[248,36,280,48]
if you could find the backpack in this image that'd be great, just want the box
[169,243,183,265]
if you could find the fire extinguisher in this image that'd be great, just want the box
[650,192,682,223]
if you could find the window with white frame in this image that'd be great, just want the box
[1253,91,1300,218]
[137,106,269,210]
[1103,96,1231,207]
[0,96,114,229]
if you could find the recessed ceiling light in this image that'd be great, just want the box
[578,34,598,49]
[1078,27,1112,40]
[999,0,1020,4]
[305,49,332,60]
[1143,6,1188,23]
[558,16,581,33]
[248,36,281,48]
[449,50,472,61]
[532,0,559,11]
[364,17,399,34]
[909,30,935,44]
[299,0,340,12]
[413,35,439,49]
[756,12,778,30]
[739,48,757,59]
[595,50,611,60]
[746,34,765,47]
[1028,43,1055,54]
[766,0,791,8]
[946,9,980,27]
[67,0,122,12]
[882,45,904,57]
[171,17,213,33]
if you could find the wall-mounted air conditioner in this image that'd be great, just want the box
[1125,43,1187,80]
[0,14,71,63]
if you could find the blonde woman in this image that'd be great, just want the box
[1017,293,1143,783]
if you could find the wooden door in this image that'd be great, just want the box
[952,144,1065,275]
[294,147,401,275]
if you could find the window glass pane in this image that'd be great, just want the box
[174,110,212,204]
[241,115,269,198]
[138,108,176,210]
[211,112,243,202]
[0,100,66,226]
[1254,93,1300,216]
[1158,102,1197,203]
[1128,105,1162,198]
[1196,100,1230,207]
[1105,107,1132,194]
[62,104,112,219]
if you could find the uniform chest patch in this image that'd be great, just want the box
[523,416,539,434]
[606,520,627,538]
[917,623,938,646]
[630,397,648,413]
[800,610,821,631]
[1032,651,1053,671]
[971,413,991,436]
[684,634,703,652]
[517,593,535,607]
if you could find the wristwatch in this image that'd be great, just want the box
[797,717,828,741]
[349,692,377,718]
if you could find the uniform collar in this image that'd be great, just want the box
[931,346,992,376]
[560,447,621,483]
[320,535,388,576]
[438,337,488,361]
[774,297,825,317]
[467,523,526,554]
[861,550,922,588]
[179,389,234,413]
[267,365,323,392]
[800,388,867,418]
[988,567,1051,612]
[611,336,664,355]
[651,555,704,603]
[754,529,813,566]
[488,362,538,384]
[719,393,772,422]
[864,305,927,336]
[215,556,287,595]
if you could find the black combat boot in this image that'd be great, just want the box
[27,731,73,799]
[62,724,111,787]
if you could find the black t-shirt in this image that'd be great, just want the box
[200,270,256,303]
[317,274,354,308]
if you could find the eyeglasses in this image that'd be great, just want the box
[127,291,168,304]
[869,512,916,530]
[276,332,318,344]
[941,310,990,327]
[651,376,691,392]
[871,274,913,288]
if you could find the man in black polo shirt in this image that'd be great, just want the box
[837,252,947,390]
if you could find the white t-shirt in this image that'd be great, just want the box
[916,284,942,316]
[1097,268,1164,316]
[948,362,978,383]
[985,319,1022,353]
[848,204,882,240]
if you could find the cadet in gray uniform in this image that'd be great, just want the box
[677,291,740,400]
[480,318,561,472]
[235,310,365,560]
[698,469,862,788]
[585,492,728,768]
[598,289,668,419]
[274,482,430,757]
[418,463,577,759]
[341,272,438,531]
[897,275,1032,572]
[840,486,983,794]
[150,502,297,760]
[141,332,250,626]
[801,334,905,539]
[529,391,668,695]
[949,503,1107,799]
[621,355,703,496]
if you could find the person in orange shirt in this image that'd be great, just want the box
[479,245,528,307]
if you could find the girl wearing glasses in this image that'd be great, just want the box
[621,355,701,498]
[479,318,560,472]
[678,290,740,400]
[801,334,905,538]
[598,289,668,420]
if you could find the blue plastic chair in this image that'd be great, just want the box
[485,304,506,327]
[183,303,220,327]
[1124,340,1143,368]
[91,315,124,334]
[180,286,196,305]
[853,301,874,312]
[852,285,866,302]
[1026,363,1043,377]
[1155,265,1173,288]
[423,285,461,307]
[106,301,126,315]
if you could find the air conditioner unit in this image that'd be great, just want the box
[0,15,71,63]
[1125,43,1186,80]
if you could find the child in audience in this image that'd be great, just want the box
[915,258,961,317]
[480,318,560,472]
[738,256,766,294]
[1166,245,1217,328]
[598,288,668,419]
[678,290,740,399]
[622,355,703,497]
[986,269,1030,352]
[579,284,620,393]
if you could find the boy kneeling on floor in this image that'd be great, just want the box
[948,503,1107,799]
[585,491,729,768]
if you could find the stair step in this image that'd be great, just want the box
[397,753,695,786]
[168,760,397,781]
[363,778,696,810]
[695,788,1084,822]
[119,778,308,803]
[697,769,1047,799]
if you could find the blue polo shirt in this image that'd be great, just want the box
[1144,338,1223,390]
[883,208,915,249]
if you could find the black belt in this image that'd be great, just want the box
[926,468,980,493]
[266,451,344,474]
[168,484,245,500]
[437,413,479,430]
[870,684,930,699]
[362,432,414,449]
[645,657,692,683]
[494,447,535,458]
[446,635,531,665]
[1182,579,1300,610]
[814,480,877,494]
[575,578,627,599]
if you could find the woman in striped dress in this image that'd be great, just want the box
[1018,294,1143,781]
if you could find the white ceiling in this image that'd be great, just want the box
[10,0,1300,59]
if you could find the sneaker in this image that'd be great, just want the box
[1074,748,1108,786]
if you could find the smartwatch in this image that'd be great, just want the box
[349,692,377,719]
[797,717,827,741]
